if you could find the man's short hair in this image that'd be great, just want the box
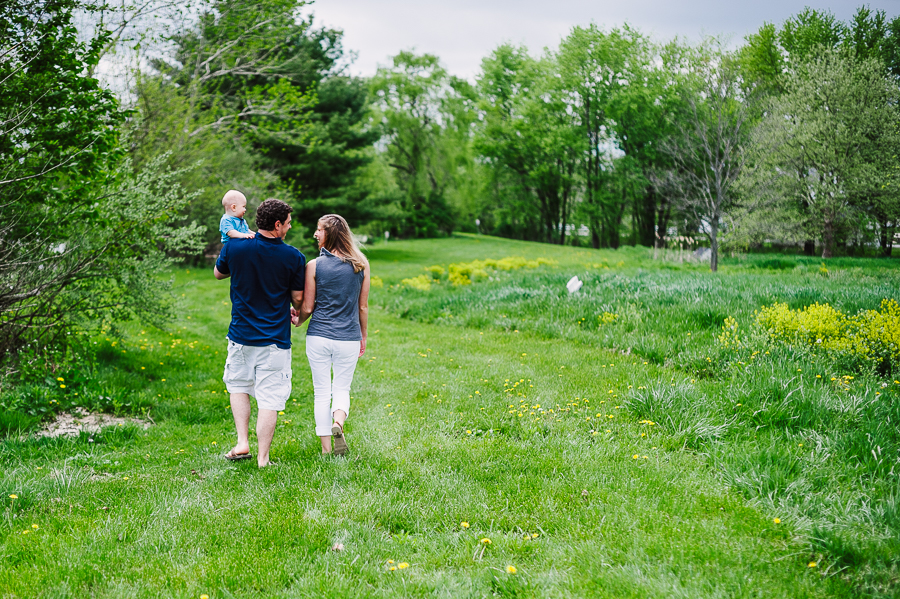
[256,199,292,231]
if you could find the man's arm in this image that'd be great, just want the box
[289,289,304,326]
[213,265,229,280]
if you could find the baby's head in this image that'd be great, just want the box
[222,190,247,218]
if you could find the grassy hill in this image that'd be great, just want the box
[2,234,899,597]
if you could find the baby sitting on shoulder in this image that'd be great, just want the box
[219,189,256,243]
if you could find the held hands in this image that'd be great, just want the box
[290,306,300,327]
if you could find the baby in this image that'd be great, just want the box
[219,190,256,243]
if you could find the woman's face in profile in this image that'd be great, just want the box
[314,222,326,248]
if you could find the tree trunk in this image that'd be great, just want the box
[803,240,815,256]
[655,197,671,249]
[822,220,834,259]
[878,218,894,258]
[709,220,719,272]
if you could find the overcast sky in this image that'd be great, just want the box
[307,0,900,79]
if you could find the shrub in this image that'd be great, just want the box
[443,256,557,286]
[754,299,900,373]
[401,275,433,291]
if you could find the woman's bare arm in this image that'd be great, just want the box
[296,259,317,326]
[358,266,370,356]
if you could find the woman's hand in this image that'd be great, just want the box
[359,337,366,357]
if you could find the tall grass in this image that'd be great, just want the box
[368,234,900,594]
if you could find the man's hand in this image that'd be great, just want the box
[290,306,300,327]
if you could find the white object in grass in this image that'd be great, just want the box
[566,276,583,294]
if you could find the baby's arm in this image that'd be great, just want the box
[226,229,255,239]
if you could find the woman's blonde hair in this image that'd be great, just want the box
[318,214,368,273]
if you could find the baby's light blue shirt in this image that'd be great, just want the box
[220,214,250,243]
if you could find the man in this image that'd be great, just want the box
[214,198,305,468]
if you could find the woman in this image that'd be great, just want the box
[297,214,370,455]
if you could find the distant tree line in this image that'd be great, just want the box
[368,7,900,269]
[2,1,899,358]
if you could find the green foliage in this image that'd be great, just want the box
[475,45,580,245]
[755,299,900,373]
[0,0,204,356]
[128,0,320,254]
[369,51,475,238]
[740,48,900,258]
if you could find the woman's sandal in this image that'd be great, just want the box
[331,422,349,456]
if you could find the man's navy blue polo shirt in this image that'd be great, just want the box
[215,235,306,349]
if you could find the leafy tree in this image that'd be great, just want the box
[737,22,784,95]
[609,39,689,248]
[232,21,379,227]
[476,45,580,245]
[557,25,647,249]
[0,0,203,355]
[369,52,473,238]
[661,48,755,271]
[779,7,847,65]
[129,0,317,251]
[741,48,900,258]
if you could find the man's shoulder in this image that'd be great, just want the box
[277,243,306,262]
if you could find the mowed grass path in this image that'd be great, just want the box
[1,249,858,597]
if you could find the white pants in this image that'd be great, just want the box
[306,335,360,436]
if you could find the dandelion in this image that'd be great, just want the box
[31,524,38,529]
[390,566,397,571]
[398,562,409,569]
[773,518,781,524]
[506,565,517,575]
[9,494,18,499]
[480,538,491,545]
[808,562,817,568]
[56,377,64,382]
[59,384,66,389]
[201,595,209,599]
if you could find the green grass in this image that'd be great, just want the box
[1,235,898,597]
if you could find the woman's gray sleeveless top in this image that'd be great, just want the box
[306,248,364,341]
